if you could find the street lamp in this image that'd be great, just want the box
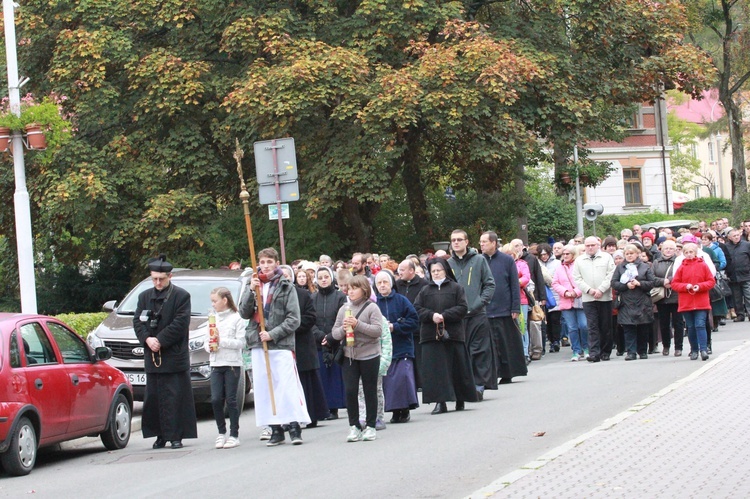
[3,0,38,313]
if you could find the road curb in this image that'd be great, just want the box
[60,416,142,450]
[465,340,749,498]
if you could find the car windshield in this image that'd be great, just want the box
[117,279,243,316]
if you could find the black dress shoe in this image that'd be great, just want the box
[324,410,339,421]
[734,316,745,322]
[700,350,709,361]
[625,353,637,361]
[152,437,166,449]
[587,356,600,363]
[401,411,411,423]
[639,353,648,360]
[305,421,318,429]
[689,351,699,360]
[616,351,624,356]
[498,378,512,384]
[389,410,403,424]
[431,402,447,415]
[601,353,610,361]
[455,401,465,411]
[170,440,183,449]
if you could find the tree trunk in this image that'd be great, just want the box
[723,96,747,202]
[341,197,372,251]
[514,159,528,244]
[401,145,433,248]
[553,143,570,197]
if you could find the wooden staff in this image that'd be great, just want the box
[235,139,276,415]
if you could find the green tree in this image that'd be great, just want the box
[0,0,718,309]
[686,0,750,215]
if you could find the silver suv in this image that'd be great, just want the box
[87,269,252,408]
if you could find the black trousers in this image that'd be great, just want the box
[341,356,379,429]
[583,300,613,358]
[210,366,240,438]
[622,323,650,355]
[546,310,561,346]
[657,302,684,351]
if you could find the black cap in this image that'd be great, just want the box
[147,254,173,273]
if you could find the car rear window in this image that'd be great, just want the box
[117,279,244,316]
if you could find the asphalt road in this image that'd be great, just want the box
[1,321,746,498]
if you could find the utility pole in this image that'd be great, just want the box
[4,0,38,313]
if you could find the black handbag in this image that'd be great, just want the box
[716,272,732,297]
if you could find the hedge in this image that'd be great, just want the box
[55,312,109,339]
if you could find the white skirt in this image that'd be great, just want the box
[252,348,311,426]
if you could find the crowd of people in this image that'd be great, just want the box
[135,216,750,449]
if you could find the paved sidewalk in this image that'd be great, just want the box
[469,340,750,498]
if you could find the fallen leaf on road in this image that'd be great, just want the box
[532,431,546,437]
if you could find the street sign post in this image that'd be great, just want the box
[254,138,300,264]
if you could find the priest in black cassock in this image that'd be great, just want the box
[134,254,198,449]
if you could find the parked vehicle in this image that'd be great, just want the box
[87,269,253,409]
[0,314,132,476]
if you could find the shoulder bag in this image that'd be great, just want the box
[334,301,372,365]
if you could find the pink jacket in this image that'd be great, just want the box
[516,258,531,305]
[552,261,582,310]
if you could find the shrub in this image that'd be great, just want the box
[676,198,732,214]
[55,312,109,338]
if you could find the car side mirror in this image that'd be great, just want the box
[95,346,112,361]
[102,300,117,312]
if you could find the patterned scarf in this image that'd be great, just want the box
[258,267,283,319]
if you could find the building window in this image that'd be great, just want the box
[694,186,701,199]
[691,143,697,158]
[708,141,715,163]
[623,168,642,205]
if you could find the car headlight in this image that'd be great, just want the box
[190,363,211,378]
[189,336,206,351]
[87,330,105,349]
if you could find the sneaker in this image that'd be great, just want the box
[362,426,377,441]
[583,349,590,359]
[215,434,227,449]
[375,419,386,431]
[259,427,272,441]
[346,426,362,442]
[223,436,240,449]
[571,354,579,362]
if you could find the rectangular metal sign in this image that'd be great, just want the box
[258,181,300,205]
[254,138,298,185]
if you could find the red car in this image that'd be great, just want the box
[0,313,133,476]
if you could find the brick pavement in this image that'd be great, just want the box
[469,340,750,498]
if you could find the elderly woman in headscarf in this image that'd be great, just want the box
[414,258,477,414]
[310,266,347,421]
[374,270,420,423]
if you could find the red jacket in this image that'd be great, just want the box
[671,257,714,312]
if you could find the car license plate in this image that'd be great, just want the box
[127,373,146,385]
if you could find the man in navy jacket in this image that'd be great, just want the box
[480,232,527,383]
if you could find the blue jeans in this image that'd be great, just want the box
[562,308,588,356]
[521,304,529,356]
[683,310,708,352]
